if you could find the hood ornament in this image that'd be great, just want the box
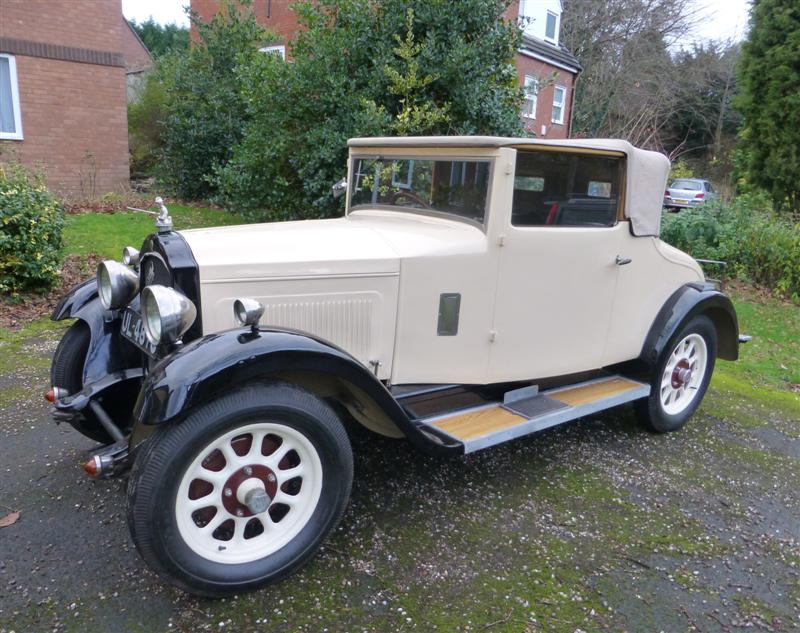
[126,196,173,233]
[154,197,173,233]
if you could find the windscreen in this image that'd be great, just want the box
[349,157,492,225]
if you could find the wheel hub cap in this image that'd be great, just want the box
[222,464,277,517]
[671,359,693,388]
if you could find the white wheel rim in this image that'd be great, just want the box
[175,422,323,565]
[659,333,708,416]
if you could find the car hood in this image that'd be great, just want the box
[179,210,487,282]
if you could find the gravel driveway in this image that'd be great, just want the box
[1,325,798,632]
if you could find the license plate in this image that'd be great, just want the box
[121,308,158,356]
[675,199,689,204]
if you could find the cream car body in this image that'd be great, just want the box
[183,137,701,385]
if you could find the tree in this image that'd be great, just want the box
[560,0,696,147]
[668,43,740,161]
[130,18,190,57]
[158,2,273,199]
[214,0,523,220]
[736,0,800,212]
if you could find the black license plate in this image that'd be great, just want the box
[121,308,158,356]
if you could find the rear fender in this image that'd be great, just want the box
[130,328,461,456]
[641,282,739,364]
[51,278,142,384]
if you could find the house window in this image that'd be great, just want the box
[259,45,286,60]
[522,75,538,119]
[552,85,566,125]
[0,54,23,140]
[545,10,559,43]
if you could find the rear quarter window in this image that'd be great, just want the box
[511,150,623,227]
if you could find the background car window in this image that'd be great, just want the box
[350,157,491,224]
[670,179,703,191]
[511,151,622,227]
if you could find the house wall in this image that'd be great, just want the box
[515,53,573,139]
[191,0,301,47]
[0,0,130,197]
[506,0,577,138]
[122,21,153,102]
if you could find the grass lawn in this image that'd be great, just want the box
[63,204,247,260]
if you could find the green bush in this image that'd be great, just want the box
[214,0,523,222]
[661,193,800,301]
[0,163,65,293]
[157,2,273,200]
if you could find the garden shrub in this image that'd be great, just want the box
[661,193,800,301]
[0,163,64,294]
[214,0,523,221]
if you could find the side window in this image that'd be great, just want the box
[522,75,538,119]
[0,54,23,140]
[551,86,566,125]
[511,150,622,228]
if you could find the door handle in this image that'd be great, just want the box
[615,255,632,266]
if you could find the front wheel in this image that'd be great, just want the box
[126,382,353,597]
[634,315,717,433]
[51,320,114,444]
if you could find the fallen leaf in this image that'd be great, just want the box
[0,511,20,528]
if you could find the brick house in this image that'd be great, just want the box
[509,0,582,138]
[191,0,581,138]
[0,0,141,197]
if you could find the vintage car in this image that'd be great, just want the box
[48,136,745,597]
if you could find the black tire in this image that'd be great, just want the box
[126,381,353,597]
[50,320,113,444]
[634,314,717,433]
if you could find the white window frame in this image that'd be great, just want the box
[0,54,23,141]
[544,10,559,44]
[259,45,286,60]
[522,75,538,119]
[552,85,566,125]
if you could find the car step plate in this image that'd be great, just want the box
[419,376,650,453]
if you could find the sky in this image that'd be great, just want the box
[121,0,752,45]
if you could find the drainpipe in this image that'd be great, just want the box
[567,71,579,138]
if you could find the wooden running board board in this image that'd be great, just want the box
[422,376,649,453]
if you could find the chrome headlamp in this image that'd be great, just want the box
[141,285,197,346]
[233,298,264,329]
[97,260,139,310]
[122,246,140,266]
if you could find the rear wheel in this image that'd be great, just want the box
[51,320,113,444]
[635,315,717,433]
[126,381,353,597]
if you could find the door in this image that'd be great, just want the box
[487,148,627,383]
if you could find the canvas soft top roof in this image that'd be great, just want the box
[348,136,670,236]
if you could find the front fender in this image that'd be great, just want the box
[51,278,142,384]
[641,282,739,364]
[131,327,460,455]
[52,277,98,321]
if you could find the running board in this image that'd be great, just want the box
[417,376,650,453]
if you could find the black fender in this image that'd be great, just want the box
[641,282,739,365]
[129,327,462,456]
[51,278,142,384]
